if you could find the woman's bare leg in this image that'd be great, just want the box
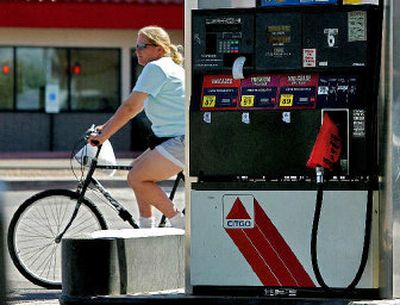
[127,148,182,219]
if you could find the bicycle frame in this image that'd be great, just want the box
[89,176,139,228]
[92,165,185,227]
[56,143,184,241]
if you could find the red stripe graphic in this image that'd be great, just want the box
[225,198,315,287]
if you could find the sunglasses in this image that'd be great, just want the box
[136,43,157,50]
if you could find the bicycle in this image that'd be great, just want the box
[7,125,185,290]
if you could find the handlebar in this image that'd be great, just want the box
[84,124,101,146]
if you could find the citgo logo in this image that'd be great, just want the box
[224,196,315,287]
[223,195,254,229]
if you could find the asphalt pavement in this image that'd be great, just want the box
[0,153,182,305]
[0,155,128,305]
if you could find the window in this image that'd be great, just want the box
[0,46,120,112]
[71,49,120,111]
[0,47,14,110]
[16,48,68,111]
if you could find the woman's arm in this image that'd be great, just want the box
[88,91,148,145]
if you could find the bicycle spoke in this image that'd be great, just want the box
[67,213,102,236]
[28,205,55,237]
[10,191,105,288]
[37,244,58,280]
[24,207,56,238]
[22,242,59,282]
[19,240,56,267]
[15,226,53,240]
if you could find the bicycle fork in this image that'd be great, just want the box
[55,148,102,243]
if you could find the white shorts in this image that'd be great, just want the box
[155,135,185,168]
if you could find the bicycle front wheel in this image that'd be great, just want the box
[8,189,108,289]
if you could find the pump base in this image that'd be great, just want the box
[60,293,381,305]
[192,286,380,299]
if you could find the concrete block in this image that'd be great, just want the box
[62,228,185,297]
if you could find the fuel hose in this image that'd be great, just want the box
[310,178,373,290]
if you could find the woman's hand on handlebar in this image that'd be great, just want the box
[87,125,106,147]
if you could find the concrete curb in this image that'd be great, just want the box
[62,229,184,297]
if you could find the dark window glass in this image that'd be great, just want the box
[130,49,143,88]
[130,50,152,151]
[70,49,120,111]
[16,48,68,111]
[0,48,14,110]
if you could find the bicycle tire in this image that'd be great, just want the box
[8,189,108,289]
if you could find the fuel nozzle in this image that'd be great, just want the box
[307,112,342,183]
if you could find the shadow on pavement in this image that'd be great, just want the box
[7,289,61,303]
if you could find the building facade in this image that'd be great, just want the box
[0,0,183,154]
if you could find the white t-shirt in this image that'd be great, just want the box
[133,57,185,137]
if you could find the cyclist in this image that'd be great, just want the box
[89,26,185,229]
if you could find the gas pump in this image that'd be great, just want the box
[188,1,383,298]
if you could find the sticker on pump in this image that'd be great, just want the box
[317,75,359,108]
[278,73,318,109]
[202,95,216,108]
[279,94,294,107]
[239,75,279,110]
[201,75,240,111]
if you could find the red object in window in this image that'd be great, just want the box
[2,64,10,74]
[72,63,81,75]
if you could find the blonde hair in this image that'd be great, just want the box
[138,26,184,65]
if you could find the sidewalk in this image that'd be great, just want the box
[0,153,139,190]
[0,154,179,191]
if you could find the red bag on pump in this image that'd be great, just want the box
[306,113,342,171]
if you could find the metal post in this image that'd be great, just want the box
[380,0,400,299]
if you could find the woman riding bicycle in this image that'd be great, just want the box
[89,26,185,229]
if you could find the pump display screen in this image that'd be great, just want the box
[192,11,254,70]
[205,19,242,55]
[256,13,302,70]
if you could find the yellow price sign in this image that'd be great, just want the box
[202,95,216,108]
[279,94,294,107]
[240,95,255,107]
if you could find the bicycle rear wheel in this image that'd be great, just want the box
[8,189,107,289]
